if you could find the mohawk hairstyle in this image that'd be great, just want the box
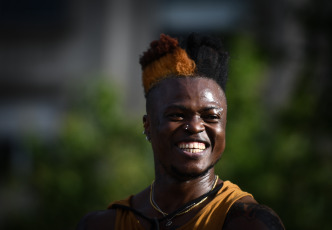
[180,33,229,91]
[139,34,179,69]
[140,33,229,97]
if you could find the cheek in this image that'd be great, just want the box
[155,117,180,135]
[151,119,180,150]
[210,125,226,150]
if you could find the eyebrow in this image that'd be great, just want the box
[164,105,188,111]
[201,106,223,112]
[164,105,223,112]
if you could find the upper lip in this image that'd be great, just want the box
[176,138,210,148]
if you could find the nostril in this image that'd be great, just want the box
[185,120,205,133]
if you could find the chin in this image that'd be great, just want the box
[170,164,214,181]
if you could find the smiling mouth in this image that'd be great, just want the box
[177,142,206,153]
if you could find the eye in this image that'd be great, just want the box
[167,113,184,121]
[202,113,220,123]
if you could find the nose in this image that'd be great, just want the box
[185,116,205,133]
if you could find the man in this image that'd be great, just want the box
[77,33,284,229]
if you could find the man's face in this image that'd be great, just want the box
[144,77,227,181]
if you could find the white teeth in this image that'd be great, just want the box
[182,148,203,153]
[178,142,206,151]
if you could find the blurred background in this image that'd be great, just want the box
[0,0,331,229]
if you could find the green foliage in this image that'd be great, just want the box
[17,78,154,230]
[216,36,269,180]
[216,36,332,230]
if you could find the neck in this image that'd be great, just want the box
[152,169,217,213]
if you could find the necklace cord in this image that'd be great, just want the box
[159,181,223,222]
[109,181,224,230]
[150,175,220,220]
[150,185,167,216]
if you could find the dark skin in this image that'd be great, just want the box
[77,77,284,230]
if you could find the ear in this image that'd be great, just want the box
[143,114,151,140]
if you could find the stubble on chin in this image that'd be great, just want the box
[169,156,222,181]
[156,151,223,182]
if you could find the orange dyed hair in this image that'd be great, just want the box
[140,34,196,95]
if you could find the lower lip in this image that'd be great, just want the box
[177,148,207,158]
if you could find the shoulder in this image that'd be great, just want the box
[76,209,117,230]
[223,197,285,230]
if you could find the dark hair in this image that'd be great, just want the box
[179,33,229,91]
[141,33,229,101]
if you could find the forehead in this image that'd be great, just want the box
[148,77,226,110]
